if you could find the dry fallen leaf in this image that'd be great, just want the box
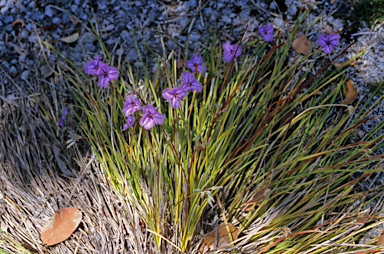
[200,223,240,252]
[339,80,357,105]
[330,0,336,4]
[324,25,334,34]
[59,32,79,43]
[378,229,384,243]
[41,207,82,246]
[69,15,78,25]
[356,215,370,225]
[333,60,358,69]
[240,188,271,212]
[12,19,25,28]
[177,58,184,69]
[292,31,313,55]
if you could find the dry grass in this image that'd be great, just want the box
[0,74,147,253]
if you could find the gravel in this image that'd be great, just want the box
[0,0,383,242]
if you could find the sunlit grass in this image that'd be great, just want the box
[39,10,384,253]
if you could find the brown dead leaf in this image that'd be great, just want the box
[378,229,384,243]
[292,31,313,55]
[69,15,78,25]
[200,223,240,252]
[333,60,358,69]
[330,0,336,4]
[12,19,25,28]
[240,188,271,212]
[324,25,334,34]
[356,215,370,225]
[339,80,357,105]
[59,32,79,43]
[40,207,82,246]
[177,58,184,69]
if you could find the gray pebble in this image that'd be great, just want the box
[106,38,115,45]
[71,4,78,13]
[28,34,38,43]
[221,15,232,24]
[31,11,44,21]
[63,13,70,23]
[180,17,189,27]
[11,59,17,64]
[52,33,61,39]
[80,12,87,20]
[285,0,293,4]
[21,70,30,80]
[127,48,139,61]
[80,32,96,44]
[5,24,12,32]
[2,61,9,68]
[189,33,200,41]
[105,24,114,31]
[116,48,124,55]
[4,15,13,24]
[0,20,2,26]
[99,3,107,10]
[52,17,61,24]
[287,4,297,16]
[9,66,17,73]
[45,5,53,17]
[19,55,26,62]
[0,0,6,7]
[74,0,81,5]
[27,1,35,9]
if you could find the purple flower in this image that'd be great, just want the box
[122,94,141,117]
[58,120,63,126]
[186,54,207,74]
[63,108,68,116]
[140,105,165,130]
[162,87,187,109]
[180,71,203,93]
[123,115,135,129]
[98,65,120,88]
[317,33,341,53]
[84,55,106,76]
[222,41,242,63]
[259,23,274,42]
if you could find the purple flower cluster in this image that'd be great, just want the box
[222,41,242,63]
[122,93,165,130]
[83,55,120,88]
[317,33,341,53]
[160,54,205,109]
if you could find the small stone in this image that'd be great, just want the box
[28,34,38,43]
[116,48,124,55]
[11,59,17,64]
[189,33,200,41]
[221,15,232,24]
[0,0,6,7]
[52,17,61,24]
[127,48,139,61]
[105,24,114,31]
[74,0,81,5]
[106,38,115,44]
[27,1,35,8]
[80,32,95,44]
[287,4,297,16]
[62,13,70,23]
[31,11,44,21]
[180,17,189,27]
[99,3,107,10]
[4,15,13,24]
[80,12,87,20]
[120,30,130,40]
[9,66,17,73]
[270,1,277,9]
[21,70,30,80]
[71,4,78,13]
[45,5,53,17]
[5,24,12,32]
[19,55,26,62]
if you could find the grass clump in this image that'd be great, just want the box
[39,10,384,253]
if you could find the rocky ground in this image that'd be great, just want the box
[1,0,384,250]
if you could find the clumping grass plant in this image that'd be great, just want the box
[42,11,384,253]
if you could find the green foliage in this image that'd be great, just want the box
[43,10,384,253]
[351,0,384,26]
